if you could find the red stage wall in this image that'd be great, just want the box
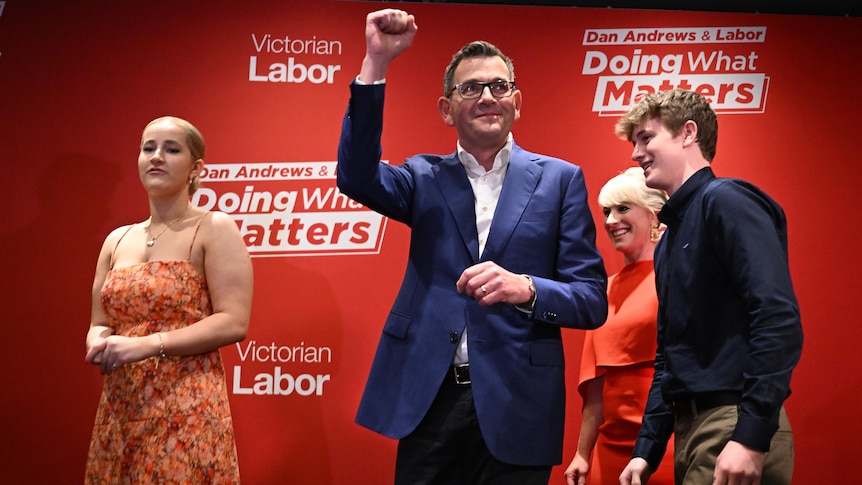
[1,0,859,483]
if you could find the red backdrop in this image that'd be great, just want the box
[1,0,859,482]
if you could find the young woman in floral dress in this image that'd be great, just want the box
[84,117,253,483]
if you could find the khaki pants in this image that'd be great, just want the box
[674,405,793,485]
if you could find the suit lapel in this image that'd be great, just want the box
[482,148,541,262]
[434,155,480,262]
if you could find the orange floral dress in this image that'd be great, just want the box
[578,260,674,485]
[86,222,240,484]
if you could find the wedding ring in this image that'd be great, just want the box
[481,285,487,294]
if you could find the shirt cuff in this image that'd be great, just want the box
[354,75,386,85]
[731,412,779,452]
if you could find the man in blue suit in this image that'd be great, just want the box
[337,9,608,484]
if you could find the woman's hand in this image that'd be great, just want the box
[85,334,158,375]
[564,452,590,485]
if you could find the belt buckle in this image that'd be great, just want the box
[453,364,471,385]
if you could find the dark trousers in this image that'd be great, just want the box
[394,373,552,485]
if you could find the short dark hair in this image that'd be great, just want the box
[443,41,515,98]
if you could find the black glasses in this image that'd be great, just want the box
[450,80,516,100]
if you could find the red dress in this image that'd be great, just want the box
[578,260,674,484]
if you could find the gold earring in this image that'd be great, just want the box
[650,223,660,243]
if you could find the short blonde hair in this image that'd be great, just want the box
[598,167,667,214]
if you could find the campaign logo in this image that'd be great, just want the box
[248,33,342,84]
[581,26,770,115]
[231,340,332,397]
[193,161,387,257]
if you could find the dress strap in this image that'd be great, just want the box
[109,224,138,270]
[188,212,211,259]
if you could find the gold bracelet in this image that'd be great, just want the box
[156,333,167,368]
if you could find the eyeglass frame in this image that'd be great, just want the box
[449,80,517,100]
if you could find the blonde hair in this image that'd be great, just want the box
[143,116,205,195]
[598,167,667,214]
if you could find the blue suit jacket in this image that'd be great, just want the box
[337,82,607,466]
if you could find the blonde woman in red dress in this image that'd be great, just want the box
[84,117,253,483]
[565,167,673,485]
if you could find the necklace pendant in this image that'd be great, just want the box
[147,238,155,247]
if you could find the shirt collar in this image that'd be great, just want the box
[456,133,514,176]
[658,166,715,227]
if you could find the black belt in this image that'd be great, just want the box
[452,364,471,385]
[672,391,740,416]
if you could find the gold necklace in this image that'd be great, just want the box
[146,206,191,247]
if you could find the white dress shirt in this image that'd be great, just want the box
[452,134,513,365]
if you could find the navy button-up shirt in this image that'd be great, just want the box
[633,167,803,468]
